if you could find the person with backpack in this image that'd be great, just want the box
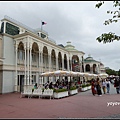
[106,79,111,94]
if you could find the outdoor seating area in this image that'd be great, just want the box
[21,87,54,100]
[21,87,79,99]
[20,70,108,100]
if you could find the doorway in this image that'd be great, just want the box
[19,75,24,92]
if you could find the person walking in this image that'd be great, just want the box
[34,83,38,89]
[91,79,96,96]
[96,78,102,96]
[106,79,111,94]
[114,78,120,94]
[102,79,107,94]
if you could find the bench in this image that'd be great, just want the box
[41,88,54,100]
[21,88,32,99]
[31,89,43,99]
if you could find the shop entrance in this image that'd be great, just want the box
[18,75,24,92]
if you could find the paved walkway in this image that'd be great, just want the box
[0,83,120,119]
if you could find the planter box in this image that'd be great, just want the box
[69,89,78,95]
[81,87,88,91]
[87,86,91,90]
[53,91,68,99]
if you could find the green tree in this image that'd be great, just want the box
[118,69,120,76]
[106,68,117,75]
[95,1,120,43]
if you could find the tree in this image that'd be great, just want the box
[118,69,120,76]
[95,1,120,43]
[106,68,117,75]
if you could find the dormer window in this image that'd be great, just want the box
[41,33,46,39]
[6,22,19,35]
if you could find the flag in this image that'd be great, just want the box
[42,21,47,25]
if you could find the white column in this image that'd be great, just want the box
[41,52,43,84]
[80,62,82,72]
[24,45,27,85]
[67,59,70,71]
[56,56,58,70]
[14,42,18,91]
[84,64,85,73]
[48,51,51,72]
[29,47,32,85]
[27,41,29,85]
[41,52,43,72]
[62,54,64,70]
[71,59,72,71]
[78,56,81,72]
[38,51,40,84]
[3,21,6,33]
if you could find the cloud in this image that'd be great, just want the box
[0,1,120,70]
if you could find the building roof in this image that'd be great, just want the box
[58,44,65,48]
[64,41,85,54]
[100,62,104,66]
[1,15,85,55]
[84,55,99,63]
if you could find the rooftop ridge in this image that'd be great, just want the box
[4,15,36,33]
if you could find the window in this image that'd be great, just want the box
[18,50,24,60]
[32,53,36,62]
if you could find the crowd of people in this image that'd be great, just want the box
[91,77,120,96]
[33,75,120,96]
[38,78,74,90]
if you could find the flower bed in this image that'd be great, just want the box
[81,87,88,91]
[86,83,91,90]
[81,84,88,92]
[69,86,78,95]
[53,88,68,99]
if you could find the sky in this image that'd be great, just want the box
[0,1,120,71]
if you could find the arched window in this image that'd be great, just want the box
[85,64,90,72]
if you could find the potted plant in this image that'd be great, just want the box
[53,88,68,99]
[81,84,87,91]
[69,86,78,95]
[86,83,91,90]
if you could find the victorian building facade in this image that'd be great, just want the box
[0,16,106,94]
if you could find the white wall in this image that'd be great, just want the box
[2,71,15,93]
[0,71,2,94]
[3,36,15,65]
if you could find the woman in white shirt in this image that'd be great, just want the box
[102,79,107,94]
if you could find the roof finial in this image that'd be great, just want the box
[88,54,91,57]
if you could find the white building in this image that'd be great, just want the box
[0,15,106,94]
[84,54,106,74]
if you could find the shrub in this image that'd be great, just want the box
[53,88,68,93]
[86,83,91,87]
[70,86,77,90]
[81,84,87,88]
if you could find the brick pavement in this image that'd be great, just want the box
[0,84,120,119]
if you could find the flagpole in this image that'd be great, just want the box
[41,20,42,31]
